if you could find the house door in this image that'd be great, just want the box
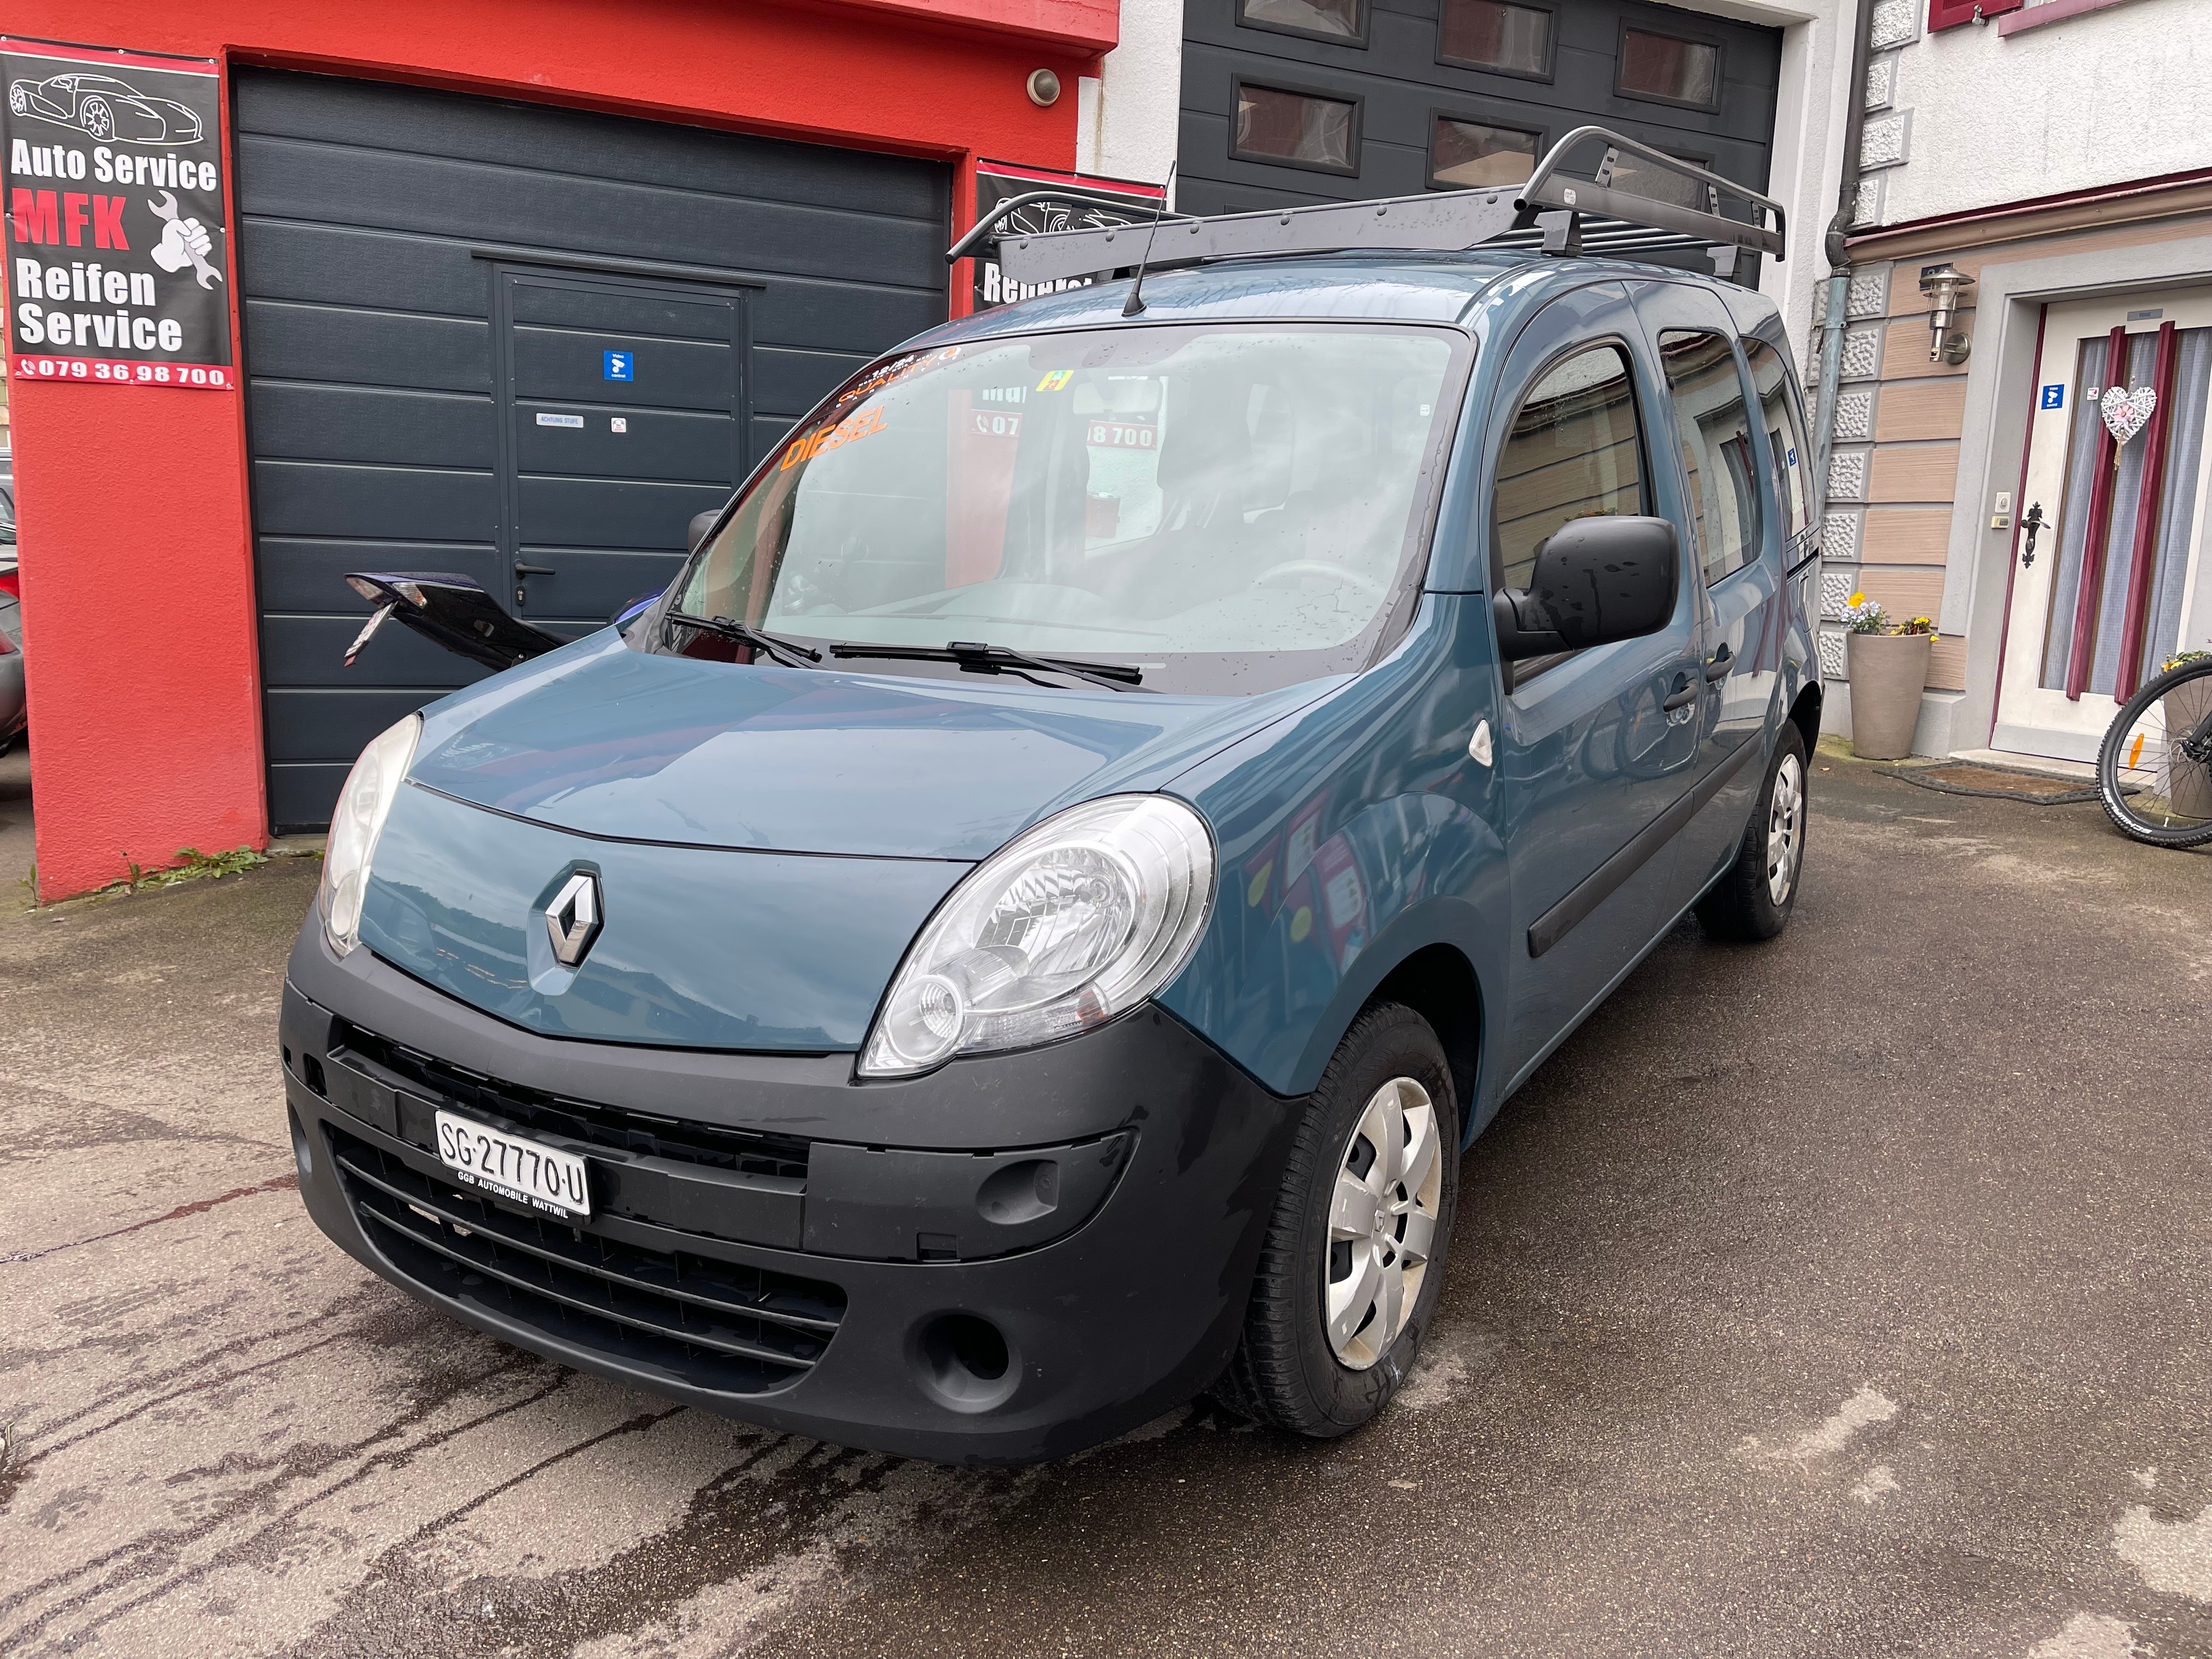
[1993,293,2212,762]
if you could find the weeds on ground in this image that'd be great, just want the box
[95,845,271,898]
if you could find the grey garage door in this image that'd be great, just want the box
[235,69,951,831]
[1179,0,1780,267]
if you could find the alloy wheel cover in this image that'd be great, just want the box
[1767,752,1804,906]
[1324,1076,1443,1370]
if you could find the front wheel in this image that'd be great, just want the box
[2098,658,2212,848]
[1210,1001,1459,1437]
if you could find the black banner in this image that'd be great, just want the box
[972,160,1164,312]
[1,36,232,388]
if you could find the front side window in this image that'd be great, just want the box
[1658,330,1759,584]
[1437,0,1553,76]
[1240,0,1364,40]
[1494,343,1645,590]
[1618,27,1720,108]
[1743,336,1812,543]
[1431,117,1540,190]
[678,324,1469,695]
[1234,83,1360,173]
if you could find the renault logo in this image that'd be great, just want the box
[545,872,602,968]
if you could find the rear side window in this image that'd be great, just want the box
[1743,336,1812,542]
[1494,343,1646,590]
[1657,330,1759,584]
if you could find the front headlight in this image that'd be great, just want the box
[319,714,421,958]
[859,794,1216,1077]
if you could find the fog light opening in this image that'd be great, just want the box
[287,1107,313,1181]
[915,1314,1018,1413]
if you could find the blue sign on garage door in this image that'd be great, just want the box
[235,69,951,830]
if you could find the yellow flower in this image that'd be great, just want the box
[1848,591,1865,606]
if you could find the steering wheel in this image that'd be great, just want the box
[1252,560,1389,603]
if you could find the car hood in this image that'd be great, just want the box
[409,631,1338,861]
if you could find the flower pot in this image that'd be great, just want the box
[1847,631,1933,760]
[2164,675,2212,818]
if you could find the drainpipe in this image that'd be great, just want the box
[1810,0,1878,531]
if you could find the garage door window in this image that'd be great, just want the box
[1233,83,1361,174]
[1240,0,1364,42]
[1617,27,1721,110]
[1437,0,1553,78]
[1430,118,1540,190]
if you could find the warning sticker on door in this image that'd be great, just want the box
[2,37,234,387]
[536,412,584,428]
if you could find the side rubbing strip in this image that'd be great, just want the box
[1527,735,1765,959]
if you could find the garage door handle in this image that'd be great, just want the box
[1704,644,1734,682]
[515,562,557,577]
[1661,675,1697,713]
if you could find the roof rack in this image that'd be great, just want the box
[961,127,1784,291]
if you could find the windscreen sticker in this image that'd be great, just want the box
[831,344,962,414]
[780,404,886,469]
[1035,369,1074,392]
[1086,420,1155,449]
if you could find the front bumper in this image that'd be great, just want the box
[281,918,1297,1464]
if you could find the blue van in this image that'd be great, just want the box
[280,132,1821,1464]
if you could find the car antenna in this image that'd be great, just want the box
[1121,162,1177,319]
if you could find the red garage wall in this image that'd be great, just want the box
[7,0,1104,900]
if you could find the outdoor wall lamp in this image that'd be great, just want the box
[1920,263,1975,364]
[1026,69,1061,107]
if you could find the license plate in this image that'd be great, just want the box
[434,1110,591,1218]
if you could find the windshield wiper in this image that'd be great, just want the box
[665,611,822,670]
[828,639,1148,692]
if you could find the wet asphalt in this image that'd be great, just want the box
[3,742,2210,1659]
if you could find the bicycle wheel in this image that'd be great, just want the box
[2098,657,2212,848]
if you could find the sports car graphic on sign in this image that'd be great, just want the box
[7,73,203,144]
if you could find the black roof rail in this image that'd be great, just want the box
[972,126,1785,290]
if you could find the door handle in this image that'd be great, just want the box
[1704,643,1734,682]
[1661,674,1697,712]
[515,562,557,577]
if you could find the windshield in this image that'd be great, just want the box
[672,322,1470,693]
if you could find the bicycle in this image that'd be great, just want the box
[2097,652,2212,848]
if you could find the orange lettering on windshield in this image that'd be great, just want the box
[781,404,887,470]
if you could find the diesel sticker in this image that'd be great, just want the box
[2,36,233,387]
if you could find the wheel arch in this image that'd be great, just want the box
[1788,680,1822,756]
[1363,943,1486,1144]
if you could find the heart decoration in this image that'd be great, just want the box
[2102,384,2157,447]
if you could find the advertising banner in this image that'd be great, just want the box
[972,159,1164,312]
[1,37,233,388]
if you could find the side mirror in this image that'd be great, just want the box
[341,572,565,672]
[1491,516,1679,661]
[687,510,721,554]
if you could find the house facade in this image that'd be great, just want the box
[1814,0,2212,761]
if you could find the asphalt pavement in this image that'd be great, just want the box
[4,743,2210,1659]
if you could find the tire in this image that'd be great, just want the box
[81,98,112,141]
[1695,722,1807,941]
[1210,1001,1459,1437]
[2097,657,2212,849]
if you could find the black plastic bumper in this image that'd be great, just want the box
[280,917,1298,1464]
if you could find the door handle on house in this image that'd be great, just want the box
[1661,674,1697,713]
[1704,643,1733,682]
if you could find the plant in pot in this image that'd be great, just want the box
[2159,650,2212,819]
[1844,595,1934,760]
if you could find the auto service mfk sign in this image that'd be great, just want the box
[1,37,232,389]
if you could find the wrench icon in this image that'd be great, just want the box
[147,190,223,289]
